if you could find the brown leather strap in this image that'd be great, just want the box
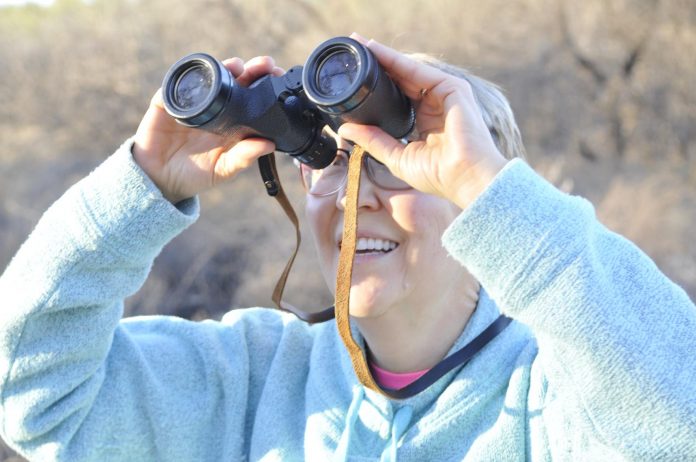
[258,154,334,324]
[261,148,393,394]
[259,150,512,399]
[332,149,513,397]
[333,145,384,394]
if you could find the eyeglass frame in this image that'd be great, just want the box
[298,147,413,196]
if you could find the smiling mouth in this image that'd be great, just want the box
[339,237,399,255]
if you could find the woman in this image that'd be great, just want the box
[0,33,694,461]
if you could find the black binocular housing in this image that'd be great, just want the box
[162,37,415,169]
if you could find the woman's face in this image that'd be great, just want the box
[305,137,468,319]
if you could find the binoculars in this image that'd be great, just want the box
[162,37,415,169]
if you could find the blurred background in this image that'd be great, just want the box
[0,0,694,459]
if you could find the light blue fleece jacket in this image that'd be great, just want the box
[0,139,694,461]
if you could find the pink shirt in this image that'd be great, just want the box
[369,362,430,390]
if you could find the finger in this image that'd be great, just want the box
[364,39,451,101]
[272,65,285,77]
[236,56,276,87]
[149,88,165,109]
[222,57,245,78]
[337,123,403,167]
[215,138,275,182]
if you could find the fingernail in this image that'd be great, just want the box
[350,32,368,44]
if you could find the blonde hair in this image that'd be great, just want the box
[408,53,526,160]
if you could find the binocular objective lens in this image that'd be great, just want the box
[316,50,358,97]
[174,64,213,111]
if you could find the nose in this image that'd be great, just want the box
[335,161,380,212]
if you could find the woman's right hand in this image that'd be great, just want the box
[337,34,508,210]
[132,56,284,203]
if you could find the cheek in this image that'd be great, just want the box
[305,199,322,236]
[387,195,459,238]
[388,196,462,289]
[391,197,463,296]
[305,198,338,275]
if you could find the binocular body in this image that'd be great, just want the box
[162,37,415,169]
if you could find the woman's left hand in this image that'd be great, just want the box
[337,33,508,209]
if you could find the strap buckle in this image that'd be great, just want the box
[258,154,279,197]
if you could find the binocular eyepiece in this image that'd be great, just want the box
[162,37,415,169]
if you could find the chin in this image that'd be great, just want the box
[347,282,393,318]
[320,254,399,318]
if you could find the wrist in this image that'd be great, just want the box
[451,156,508,209]
[131,140,183,204]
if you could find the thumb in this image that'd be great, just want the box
[337,123,403,165]
[150,88,165,109]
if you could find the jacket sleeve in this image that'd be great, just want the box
[442,159,696,459]
[0,139,229,461]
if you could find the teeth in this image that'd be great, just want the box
[355,238,398,252]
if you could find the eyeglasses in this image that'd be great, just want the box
[299,148,412,196]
